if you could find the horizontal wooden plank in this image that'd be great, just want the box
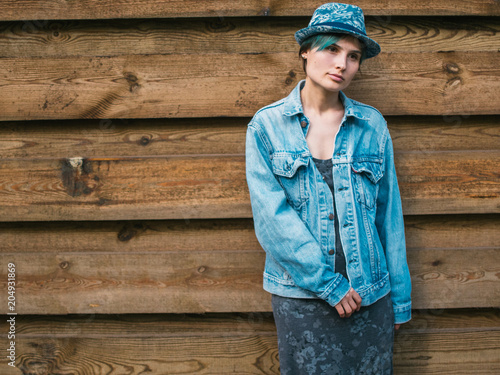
[394,309,500,374]
[396,151,500,215]
[387,116,500,153]
[0,215,497,254]
[0,310,498,374]
[0,239,498,313]
[404,214,500,251]
[0,116,498,159]
[409,248,500,309]
[0,0,498,21]
[0,17,497,58]
[0,151,498,222]
[0,151,498,221]
[0,52,498,120]
[0,156,250,221]
[0,251,270,314]
[1,216,497,312]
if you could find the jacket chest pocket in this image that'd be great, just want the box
[351,160,383,210]
[271,152,310,210]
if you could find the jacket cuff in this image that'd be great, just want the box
[320,275,351,308]
[394,302,412,324]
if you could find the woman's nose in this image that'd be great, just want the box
[335,54,347,70]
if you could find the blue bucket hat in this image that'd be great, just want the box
[295,2,381,59]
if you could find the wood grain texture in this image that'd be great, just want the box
[1,116,498,159]
[0,52,498,120]
[409,248,500,309]
[0,248,496,312]
[0,0,498,21]
[0,17,497,58]
[0,215,497,254]
[0,3,497,373]
[0,217,498,313]
[0,310,498,374]
[396,151,500,215]
[0,156,251,221]
[0,151,498,222]
[0,250,270,314]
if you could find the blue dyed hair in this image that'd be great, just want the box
[299,33,366,72]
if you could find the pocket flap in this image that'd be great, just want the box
[271,153,309,178]
[352,160,383,184]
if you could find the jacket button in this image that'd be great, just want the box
[329,249,335,255]
[300,120,307,128]
[329,213,334,220]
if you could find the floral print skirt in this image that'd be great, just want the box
[272,293,394,375]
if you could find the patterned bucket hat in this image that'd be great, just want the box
[295,2,381,59]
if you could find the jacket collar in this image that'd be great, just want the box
[282,80,368,120]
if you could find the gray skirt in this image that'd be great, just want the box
[272,293,394,375]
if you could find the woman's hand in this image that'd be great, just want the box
[334,288,362,318]
[394,324,401,330]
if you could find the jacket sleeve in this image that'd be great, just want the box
[245,120,350,307]
[375,129,412,324]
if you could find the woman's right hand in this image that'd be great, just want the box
[334,288,362,318]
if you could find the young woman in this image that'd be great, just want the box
[245,3,412,374]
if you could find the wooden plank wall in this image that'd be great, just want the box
[0,0,498,373]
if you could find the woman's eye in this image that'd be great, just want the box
[327,46,338,52]
[349,54,360,60]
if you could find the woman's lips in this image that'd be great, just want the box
[329,73,344,82]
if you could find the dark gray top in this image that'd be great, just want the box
[312,157,349,281]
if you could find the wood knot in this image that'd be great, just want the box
[198,266,206,273]
[124,73,138,83]
[139,136,151,146]
[444,63,460,74]
[285,70,297,85]
[431,260,442,267]
[123,72,140,93]
[59,261,69,269]
[61,157,99,197]
[444,77,462,90]
[206,19,235,33]
[118,222,147,242]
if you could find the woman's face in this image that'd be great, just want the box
[302,35,362,94]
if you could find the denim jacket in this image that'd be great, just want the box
[246,80,411,324]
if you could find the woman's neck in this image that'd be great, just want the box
[300,78,343,115]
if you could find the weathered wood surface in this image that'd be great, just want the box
[0,309,498,374]
[0,248,496,314]
[1,215,497,254]
[395,151,500,215]
[0,0,498,21]
[0,152,493,221]
[1,116,498,159]
[0,51,498,120]
[0,216,498,314]
[0,151,498,222]
[0,17,497,58]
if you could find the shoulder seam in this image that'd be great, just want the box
[254,98,285,116]
[248,122,273,155]
[350,98,385,118]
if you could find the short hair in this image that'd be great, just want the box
[298,33,367,72]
